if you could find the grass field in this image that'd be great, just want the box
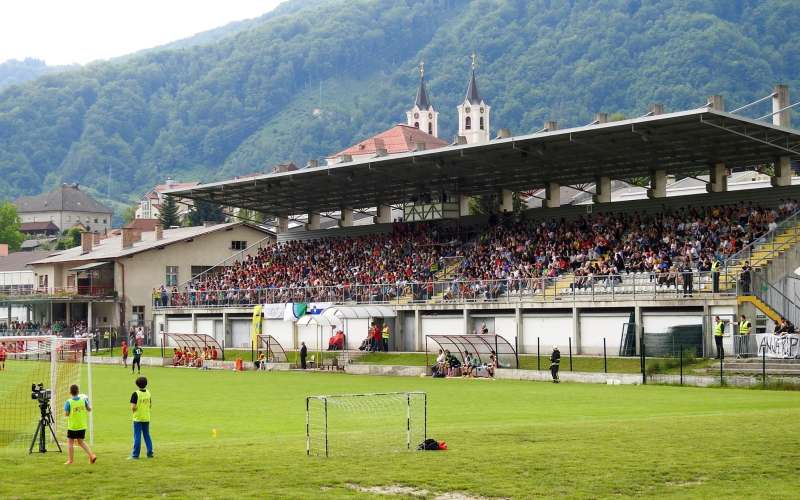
[2,362,800,499]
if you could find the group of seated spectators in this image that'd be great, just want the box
[153,200,798,306]
[172,346,218,368]
[432,349,498,378]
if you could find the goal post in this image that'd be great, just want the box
[306,391,427,457]
[0,335,91,451]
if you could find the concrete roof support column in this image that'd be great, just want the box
[707,162,727,193]
[463,308,470,335]
[593,176,611,203]
[545,182,560,208]
[276,216,289,234]
[514,307,523,354]
[573,307,581,355]
[306,213,320,231]
[772,85,791,187]
[414,309,422,352]
[375,204,392,224]
[772,156,792,187]
[459,194,471,217]
[647,170,666,198]
[500,189,514,213]
[338,208,353,228]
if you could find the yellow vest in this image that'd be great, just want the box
[711,261,720,272]
[714,322,724,336]
[739,321,751,335]
[133,389,151,422]
[382,326,390,339]
[66,396,89,432]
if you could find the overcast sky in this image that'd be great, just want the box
[0,0,285,65]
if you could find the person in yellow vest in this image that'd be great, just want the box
[713,316,726,359]
[711,258,721,293]
[63,384,97,465]
[381,324,390,352]
[129,376,153,459]
[738,315,751,335]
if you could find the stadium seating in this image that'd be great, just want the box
[157,199,799,307]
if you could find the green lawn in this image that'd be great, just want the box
[2,363,800,498]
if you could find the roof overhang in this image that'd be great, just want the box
[165,108,800,217]
[69,261,113,272]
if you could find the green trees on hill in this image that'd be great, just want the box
[0,0,798,214]
[159,196,181,228]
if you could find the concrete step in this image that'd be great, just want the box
[711,368,800,376]
[725,357,800,364]
[724,362,800,371]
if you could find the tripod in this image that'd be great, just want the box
[29,400,61,454]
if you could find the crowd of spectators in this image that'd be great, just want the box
[155,200,798,306]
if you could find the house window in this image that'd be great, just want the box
[231,241,248,250]
[465,116,471,130]
[132,305,145,326]
[414,122,419,129]
[191,266,212,278]
[428,122,433,135]
[165,266,179,286]
[94,218,98,223]
[67,275,76,288]
[480,117,484,130]
[38,275,48,289]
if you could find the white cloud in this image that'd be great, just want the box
[0,0,285,65]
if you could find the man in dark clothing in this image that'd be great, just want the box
[131,345,143,374]
[300,342,307,369]
[681,260,693,297]
[550,345,560,383]
[740,261,752,294]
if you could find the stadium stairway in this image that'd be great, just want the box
[720,358,800,376]
[737,295,782,322]
[724,215,800,291]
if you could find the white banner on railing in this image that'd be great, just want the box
[755,333,800,359]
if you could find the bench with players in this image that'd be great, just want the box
[171,345,219,368]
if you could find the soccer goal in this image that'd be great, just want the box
[306,391,427,457]
[0,336,92,451]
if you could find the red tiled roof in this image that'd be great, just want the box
[124,218,160,231]
[330,124,448,159]
[20,221,59,232]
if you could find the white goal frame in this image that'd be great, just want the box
[305,391,427,457]
[0,335,94,445]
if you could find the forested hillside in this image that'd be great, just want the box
[0,0,798,215]
[0,58,77,91]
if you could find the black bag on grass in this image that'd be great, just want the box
[417,438,440,451]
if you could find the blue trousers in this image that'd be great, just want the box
[132,421,153,458]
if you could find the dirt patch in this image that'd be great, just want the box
[345,483,504,500]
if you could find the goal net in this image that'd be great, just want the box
[306,391,427,457]
[0,336,91,451]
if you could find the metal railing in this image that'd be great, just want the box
[153,270,736,309]
[725,209,800,272]
[751,272,800,326]
[0,286,116,301]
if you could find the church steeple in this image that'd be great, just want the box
[457,53,490,144]
[406,62,439,137]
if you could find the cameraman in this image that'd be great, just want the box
[63,384,97,465]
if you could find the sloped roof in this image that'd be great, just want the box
[15,184,112,214]
[330,124,448,159]
[415,75,432,109]
[0,251,53,272]
[31,222,272,265]
[465,69,482,105]
[19,221,60,232]
[124,218,160,231]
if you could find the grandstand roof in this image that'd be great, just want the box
[166,108,800,217]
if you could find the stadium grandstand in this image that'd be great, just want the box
[157,81,800,362]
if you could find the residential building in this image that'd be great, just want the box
[135,177,199,220]
[14,183,113,234]
[0,223,272,331]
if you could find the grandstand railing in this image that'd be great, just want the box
[725,208,800,273]
[0,286,116,301]
[751,272,800,326]
[153,270,736,309]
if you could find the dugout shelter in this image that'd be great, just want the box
[426,334,518,369]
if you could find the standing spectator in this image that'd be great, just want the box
[131,344,143,374]
[129,376,154,459]
[711,258,721,293]
[135,327,145,347]
[300,342,308,369]
[713,316,725,359]
[740,261,752,294]
[121,340,129,368]
[0,343,6,371]
[63,384,97,465]
[550,345,561,383]
[738,315,751,335]
[160,285,168,308]
[381,323,390,352]
[681,260,693,297]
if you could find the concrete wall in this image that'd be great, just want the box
[580,313,629,355]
